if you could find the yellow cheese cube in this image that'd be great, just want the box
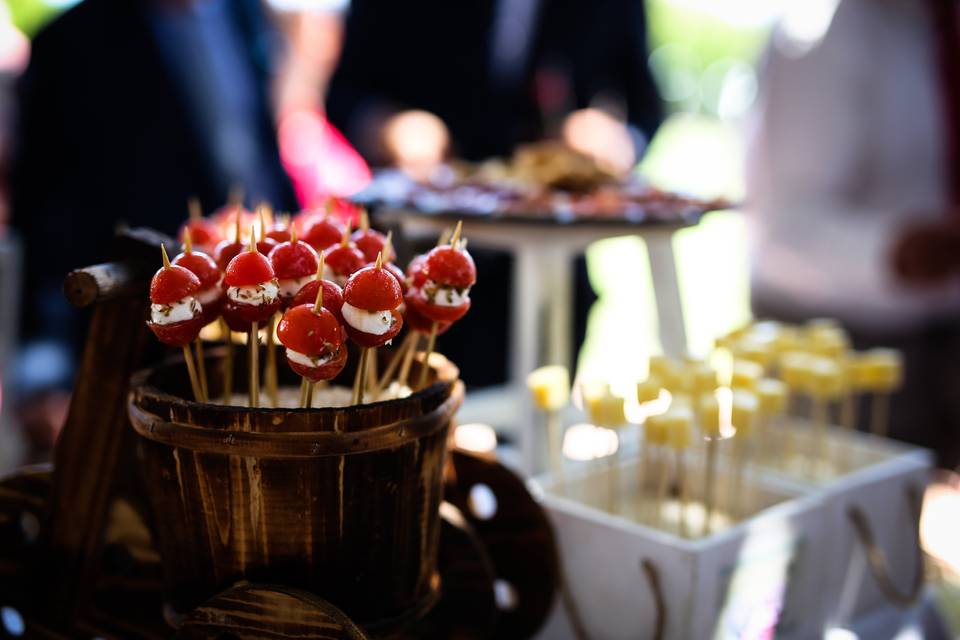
[698,393,723,438]
[526,365,570,412]
[636,377,663,404]
[587,392,626,428]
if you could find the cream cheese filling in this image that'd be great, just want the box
[286,348,335,368]
[150,296,201,325]
[227,280,280,305]
[341,301,394,335]
[422,280,471,307]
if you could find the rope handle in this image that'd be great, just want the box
[846,484,925,608]
[640,558,666,640]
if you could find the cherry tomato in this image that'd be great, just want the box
[408,287,471,323]
[178,220,221,254]
[406,254,429,289]
[352,228,395,263]
[266,224,291,244]
[379,261,407,293]
[269,240,319,281]
[257,236,278,256]
[173,249,221,289]
[148,316,205,347]
[214,238,245,272]
[324,244,366,281]
[292,279,345,325]
[224,251,275,287]
[302,216,343,251]
[277,304,344,356]
[425,245,476,288]
[150,264,200,305]
[343,308,403,347]
[343,265,403,311]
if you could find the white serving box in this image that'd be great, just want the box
[758,422,932,629]
[530,454,828,640]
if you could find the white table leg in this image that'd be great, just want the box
[645,232,688,357]
[545,247,573,371]
[511,247,542,474]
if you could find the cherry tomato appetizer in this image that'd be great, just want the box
[340,264,404,347]
[411,244,476,323]
[222,248,281,325]
[148,261,205,347]
[277,304,347,381]
[323,243,366,285]
[302,216,343,251]
[269,239,319,305]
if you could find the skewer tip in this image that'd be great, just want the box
[188,197,202,221]
[450,220,463,246]
[248,224,258,252]
[183,226,193,254]
[360,209,369,232]
[316,251,325,280]
[341,220,352,247]
[161,243,172,269]
[374,251,383,270]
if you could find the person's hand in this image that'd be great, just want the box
[890,220,960,285]
[382,110,449,178]
[561,108,636,176]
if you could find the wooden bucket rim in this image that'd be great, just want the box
[129,380,463,457]
[129,350,459,431]
[127,380,464,458]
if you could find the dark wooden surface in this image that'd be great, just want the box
[130,354,463,636]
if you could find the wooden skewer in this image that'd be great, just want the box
[228,184,244,207]
[194,337,209,401]
[375,332,415,395]
[359,209,369,232]
[352,347,369,405]
[182,344,204,402]
[220,318,234,405]
[188,197,202,223]
[265,314,279,408]
[244,227,260,408]
[449,220,462,246]
[397,333,422,388]
[249,322,260,408]
[299,377,311,409]
[416,322,439,390]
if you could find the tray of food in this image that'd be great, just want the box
[354,142,731,227]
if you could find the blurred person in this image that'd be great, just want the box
[327,0,663,386]
[747,0,960,467]
[9,0,297,449]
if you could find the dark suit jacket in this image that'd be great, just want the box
[11,0,295,345]
[326,0,663,161]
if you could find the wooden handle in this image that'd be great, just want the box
[63,263,140,308]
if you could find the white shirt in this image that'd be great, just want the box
[746,0,960,331]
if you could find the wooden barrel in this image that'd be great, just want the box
[127,349,463,636]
